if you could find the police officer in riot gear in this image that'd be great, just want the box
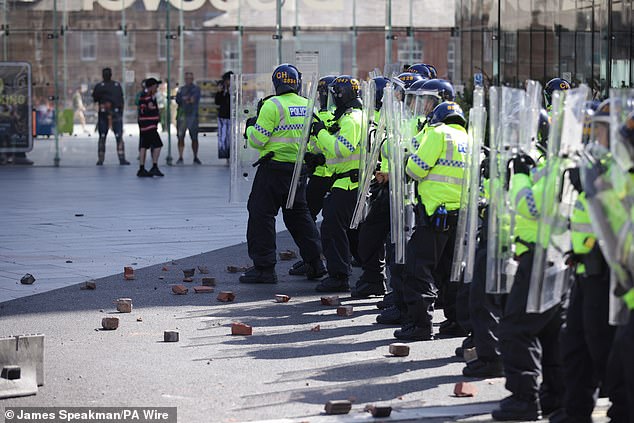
[396,101,469,341]
[544,78,571,111]
[92,67,129,166]
[311,75,364,292]
[240,64,326,284]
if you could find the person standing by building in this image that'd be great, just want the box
[176,71,201,164]
[72,86,89,134]
[92,67,129,166]
[136,78,164,178]
[215,71,233,162]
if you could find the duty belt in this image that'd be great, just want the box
[331,169,359,183]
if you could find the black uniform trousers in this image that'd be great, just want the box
[321,187,358,279]
[468,245,504,362]
[357,182,390,284]
[246,161,322,270]
[498,250,565,402]
[560,271,615,419]
[402,213,457,333]
[306,174,333,221]
[606,309,634,423]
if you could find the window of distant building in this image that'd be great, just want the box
[120,32,135,61]
[80,32,97,61]
[398,39,423,64]
[223,41,239,72]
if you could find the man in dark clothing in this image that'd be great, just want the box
[136,78,164,178]
[215,71,233,161]
[92,67,129,166]
[176,72,202,164]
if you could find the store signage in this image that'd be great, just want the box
[0,62,32,153]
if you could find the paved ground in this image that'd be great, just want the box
[0,130,610,422]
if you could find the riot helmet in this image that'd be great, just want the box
[317,75,336,111]
[372,76,390,111]
[406,64,433,80]
[429,101,467,128]
[272,64,302,96]
[544,77,571,108]
[328,75,361,111]
[392,72,424,102]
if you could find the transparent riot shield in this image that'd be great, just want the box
[527,85,589,314]
[286,73,319,209]
[451,86,486,283]
[384,63,402,78]
[230,73,274,203]
[485,87,526,293]
[356,79,377,204]
[351,102,387,229]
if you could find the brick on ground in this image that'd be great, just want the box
[231,322,252,336]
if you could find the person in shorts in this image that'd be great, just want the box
[137,77,164,177]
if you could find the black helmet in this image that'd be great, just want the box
[544,77,571,108]
[392,72,425,102]
[419,79,455,102]
[372,76,390,111]
[537,108,551,148]
[318,75,336,111]
[329,75,361,110]
[429,101,466,128]
[406,64,433,80]
[272,64,301,95]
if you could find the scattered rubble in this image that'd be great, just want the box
[201,277,216,287]
[123,267,135,280]
[320,296,340,306]
[101,317,119,330]
[116,298,132,313]
[231,322,252,336]
[163,331,179,342]
[278,250,297,260]
[182,268,195,278]
[275,294,291,303]
[389,343,410,357]
[171,285,188,295]
[454,382,477,397]
[217,291,235,302]
[336,305,354,316]
[310,325,321,332]
[20,273,36,285]
[182,277,194,283]
[364,405,392,418]
[80,280,96,290]
[193,286,214,294]
[324,400,351,415]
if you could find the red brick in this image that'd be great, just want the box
[320,296,340,306]
[454,381,478,397]
[193,286,214,294]
[101,317,119,330]
[275,294,291,303]
[182,268,195,278]
[80,281,96,290]
[231,322,252,336]
[124,266,135,280]
[324,400,351,415]
[201,277,216,287]
[336,305,354,316]
[116,298,132,313]
[217,291,235,302]
[171,285,188,295]
[278,249,297,260]
[182,277,194,283]
[389,343,410,357]
[310,325,321,332]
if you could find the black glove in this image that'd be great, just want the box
[480,157,490,179]
[243,116,257,139]
[311,120,327,137]
[510,154,535,176]
[568,167,583,193]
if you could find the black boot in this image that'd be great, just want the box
[239,267,278,284]
[315,276,349,293]
[376,306,403,325]
[491,395,541,421]
[393,322,434,341]
[288,260,307,276]
[462,358,504,378]
[305,259,327,280]
[351,279,387,298]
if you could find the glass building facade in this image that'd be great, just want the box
[1,0,632,157]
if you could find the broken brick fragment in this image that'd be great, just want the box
[182,277,194,283]
[389,343,410,357]
[275,294,291,303]
[197,265,209,274]
[163,331,179,342]
[20,273,36,285]
[278,249,297,261]
[320,296,340,306]
[182,268,195,278]
[193,286,214,294]
[116,298,132,313]
[365,405,392,418]
[171,285,188,295]
[324,400,351,415]
[310,325,321,332]
[80,280,96,290]
[217,291,235,302]
[123,267,135,280]
[336,305,354,316]
[454,381,477,397]
[201,277,216,287]
[101,317,119,330]
[231,322,252,336]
